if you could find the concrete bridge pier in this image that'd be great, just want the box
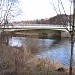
[61,31,71,37]
[0,30,3,34]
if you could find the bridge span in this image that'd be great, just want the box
[0,24,71,37]
[0,24,70,32]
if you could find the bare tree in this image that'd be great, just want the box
[50,0,74,75]
[0,0,22,27]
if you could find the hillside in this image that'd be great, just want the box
[13,14,73,25]
[48,14,71,25]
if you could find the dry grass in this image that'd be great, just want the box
[22,57,68,75]
[0,44,72,75]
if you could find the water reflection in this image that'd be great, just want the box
[9,37,24,47]
[8,37,75,66]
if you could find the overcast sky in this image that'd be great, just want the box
[14,0,73,21]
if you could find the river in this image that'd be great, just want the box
[7,36,75,66]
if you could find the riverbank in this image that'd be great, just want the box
[0,29,72,38]
[10,29,61,39]
[0,44,70,75]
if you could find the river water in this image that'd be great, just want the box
[8,36,75,66]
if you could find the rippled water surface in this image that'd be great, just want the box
[8,37,75,66]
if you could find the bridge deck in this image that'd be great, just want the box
[0,24,71,32]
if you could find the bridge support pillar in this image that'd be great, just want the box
[61,31,70,37]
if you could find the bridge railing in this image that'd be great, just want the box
[0,24,68,29]
[15,24,64,27]
[0,24,73,32]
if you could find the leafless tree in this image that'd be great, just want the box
[0,1,22,73]
[50,0,75,75]
[0,0,22,27]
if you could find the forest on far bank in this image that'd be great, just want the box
[13,14,72,25]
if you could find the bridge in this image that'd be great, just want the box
[0,24,70,32]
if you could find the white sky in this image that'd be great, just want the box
[14,0,73,21]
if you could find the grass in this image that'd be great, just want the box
[15,29,61,34]
[12,29,61,39]
[0,43,70,75]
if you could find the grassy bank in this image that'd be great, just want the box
[15,29,60,33]
[11,29,61,39]
[0,44,71,75]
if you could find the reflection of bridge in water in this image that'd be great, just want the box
[0,24,71,31]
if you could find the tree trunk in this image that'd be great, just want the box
[69,32,74,75]
[69,1,75,75]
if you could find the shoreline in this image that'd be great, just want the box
[0,44,70,75]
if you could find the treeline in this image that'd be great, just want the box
[13,14,72,25]
[35,14,72,25]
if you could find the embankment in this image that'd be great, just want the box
[0,44,69,75]
[11,29,61,39]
